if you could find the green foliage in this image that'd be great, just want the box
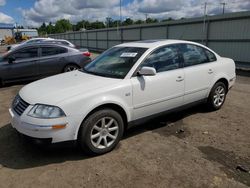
[37,17,170,35]
[146,18,158,23]
[54,19,72,33]
[122,18,134,26]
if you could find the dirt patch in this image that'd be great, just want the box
[199,146,250,187]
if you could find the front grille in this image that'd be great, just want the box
[12,95,30,116]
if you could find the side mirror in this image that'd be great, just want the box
[138,66,156,76]
[8,56,15,64]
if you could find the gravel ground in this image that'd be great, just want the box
[0,50,249,187]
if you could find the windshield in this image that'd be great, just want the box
[83,47,147,79]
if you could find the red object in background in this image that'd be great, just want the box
[83,51,91,57]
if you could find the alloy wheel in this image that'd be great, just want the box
[213,86,225,107]
[66,66,78,72]
[90,117,119,149]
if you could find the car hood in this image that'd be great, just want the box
[19,71,121,105]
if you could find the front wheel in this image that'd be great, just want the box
[207,82,227,111]
[78,109,124,155]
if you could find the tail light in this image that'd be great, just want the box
[83,51,91,57]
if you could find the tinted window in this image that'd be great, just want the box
[60,41,70,46]
[179,44,208,67]
[84,47,147,79]
[141,45,180,72]
[204,49,217,62]
[26,39,43,44]
[41,47,67,56]
[11,48,38,60]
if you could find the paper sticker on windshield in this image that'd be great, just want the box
[120,52,138,57]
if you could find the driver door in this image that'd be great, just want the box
[131,45,185,120]
[3,47,39,81]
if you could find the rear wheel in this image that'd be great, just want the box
[78,108,124,155]
[63,64,80,72]
[207,82,227,111]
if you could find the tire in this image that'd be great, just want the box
[63,64,80,72]
[78,108,124,155]
[207,82,227,111]
[0,79,3,88]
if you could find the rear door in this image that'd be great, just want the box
[178,43,217,104]
[1,47,39,81]
[38,46,68,77]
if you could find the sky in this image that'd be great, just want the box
[0,0,250,27]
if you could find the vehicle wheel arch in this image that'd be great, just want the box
[214,78,229,93]
[62,63,80,72]
[76,103,128,140]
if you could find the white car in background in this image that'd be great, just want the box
[9,40,236,155]
[7,37,54,51]
[43,39,76,48]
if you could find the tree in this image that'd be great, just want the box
[161,17,174,22]
[122,18,133,26]
[89,21,105,29]
[46,22,55,34]
[38,22,47,35]
[146,18,158,23]
[134,19,144,25]
[54,19,72,33]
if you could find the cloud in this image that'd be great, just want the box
[137,0,189,13]
[73,0,119,9]
[0,0,5,6]
[20,0,250,27]
[0,12,14,23]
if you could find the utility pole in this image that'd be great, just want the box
[221,2,226,14]
[145,13,148,21]
[202,2,207,44]
[120,0,122,26]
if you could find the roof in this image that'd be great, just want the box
[116,39,195,48]
[14,29,38,32]
[0,23,14,29]
[11,42,77,52]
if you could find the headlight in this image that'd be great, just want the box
[28,104,66,119]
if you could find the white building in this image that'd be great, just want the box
[0,23,14,41]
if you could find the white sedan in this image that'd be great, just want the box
[9,40,236,154]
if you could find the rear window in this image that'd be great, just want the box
[41,47,67,56]
[204,49,217,62]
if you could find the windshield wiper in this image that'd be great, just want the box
[81,68,122,79]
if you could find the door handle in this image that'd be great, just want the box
[176,76,184,82]
[208,69,213,74]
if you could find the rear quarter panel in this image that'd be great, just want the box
[207,57,236,96]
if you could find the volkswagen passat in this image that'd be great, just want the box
[9,40,236,154]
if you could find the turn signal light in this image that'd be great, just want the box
[52,124,67,130]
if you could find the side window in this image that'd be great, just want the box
[204,49,217,62]
[179,44,208,67]
[41,47,67,56]
[11,48,38,60]
[141,45,180,73]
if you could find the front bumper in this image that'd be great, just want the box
[9,108,79,143]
